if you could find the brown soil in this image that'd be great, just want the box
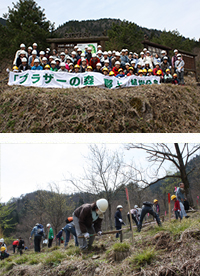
[0,72,200,132]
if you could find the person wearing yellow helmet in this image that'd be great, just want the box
[102,67,109,76]
[86,66,93,72]
[164,69,172,83]
[0,246,9,260]
[143,68,147,76]
[147,69,153,76]
[109,71,115,77]
[74,64,80,73]
[116,68,125,78]
[44,64,51,70]
[153,199,160,215]
[127,67,134,76]
[171,195,182,221]
[138,69,144,77]
[13,66,19,72]
[172,73,180,85]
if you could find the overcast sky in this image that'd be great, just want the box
[1,142,199,203]
[0,0,199,40]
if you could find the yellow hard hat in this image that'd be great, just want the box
[157,70,162,75]
[109,71,115,76]
[173,73,177,77]
[13,66,18,70]
[129,67,134,70]
[102,67,108,71]
[171,195,176,200]
[118,68,123,72]
[143,69,147,73]
[87,66,93,70]
[44,64,50,69]
[1,246,6,252]
[148,69,153,73]
[138,70,143,74]
[74,64,80,69]
[154,199,158,203]
[166,69,170,72]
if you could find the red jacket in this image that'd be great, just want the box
[174,199,181,211]
[153,67,164,76]
[13,240,19,246]
[112,66,120,76]
[89,58,100,69]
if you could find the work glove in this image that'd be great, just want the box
[84,233,90,239]
[97,231,102,236]
[119,219,123,223]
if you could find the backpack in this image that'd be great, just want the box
[19,239,25,249]
[37,224,44,235]
[65,217,73,224]
[143,201,153,207]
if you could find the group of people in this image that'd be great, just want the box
[12,43,185,85]
[0,183,190,259]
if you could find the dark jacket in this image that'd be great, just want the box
[86,53,92,62]
[115,209,123,227]
[56,230,63,239]
[18,239,24,249]
[74,203,102,233]
[18,64,31,72]
[0,251,9,260]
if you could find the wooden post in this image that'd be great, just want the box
[168,193,171,222]
[125,187,134,243]
[120,230,123,243]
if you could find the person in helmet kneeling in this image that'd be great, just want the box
[115,205,125,238]
[73,198,108,250]
[0,247,9,260]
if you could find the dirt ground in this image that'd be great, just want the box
[0,69,200,132]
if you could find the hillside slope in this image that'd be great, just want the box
[1,212,200,276]
[0,76,199,133]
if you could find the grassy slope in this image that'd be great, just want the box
[1,212,200,276]
[0,76,200,133]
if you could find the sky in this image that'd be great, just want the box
[0,0,199,40]
[1,141,199,203]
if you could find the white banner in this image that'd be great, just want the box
[77,43,97,54]
[8,71,160,89]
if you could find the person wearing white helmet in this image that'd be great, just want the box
[77,53,87,66]
[80,59,88,72]
[41,57,48,68]
[115,205,125,238]
[144,51,153,69]
[161,50,171,66]
[16,50,27,67]
[97,50,103,62]
[31,59,43,70]
[86,47,92,62]
[28,50,39,67]
[0,238,7,252]
[13,43,28,66]
[76,48,82,60]
[89,53,100,70]
[172,49,179,73]
[46,223,54,248]
[71,51,77,65]
[32,42,39,56]
[27,46,33,57]
[153,53,161,67]
[39,51,45,65]
[58,62,68,72]
[120,49,129,70]
[59,52,66,63]
[94,62,102,73]
[175,54,185,85]
[73,198,108,250]
[18,57,31,72]
[112,60,121,76]
[127,207,140,229]
[138,52,145,68]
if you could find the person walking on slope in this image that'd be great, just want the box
[73,198,108,250]
[137,201,162,232]
[47,224,54,248]
[63,217,78,248]
[171,195,182,221]
[153,199,160,215]
[30,223,44,252]
[127,208,139,229]
[13,239,19,253]
[176,183,189,218]
[115,205,125,238]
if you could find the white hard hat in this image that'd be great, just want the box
[108,50,112,54]
[0,238,4,243]
[51,60,56,65]
[121,49,126,52]
[55,58,60,62]
[104,59,109,63]
[46,223,51,228]
[97,50,102,54]
[96,62,101,67]
[49,56,54,59]
[92,53,96,58]
[163,56,168,60]
[39,51,45,55]
[69,63,74,66]
[32,50,37,55]
[77,48,82,52]
[115,52,120,57]
[88,47,92,51]
[21,57,27,62]
[28,46,32,50]
[60,62,66,67]
[174,49,178,53]
[155,62,160,65]
[134,205,138,209]
[145,61,149,64]
[117,205,123,209]
[125,63,130,66]
[20,43,25,48]
[42,57,47,61]
[85,45,88,49]
[177,53,181,57]
[34,59,39,63]
[66,56,72,60]
[131,59,136,64]
[97,45,102,48]
[115,61,120,65]
[103,51,108,55]
[143,48,147,51]
[81,53,85,57]
[140,52,144,55]
[129,52,133,55]
[96,198,108,213]
[82,58,86,62]
[161,50,166,54]
[125,49,128,52]
[71,51,76,55]
[20,50,26,55]
[33,43,37,47]
[146,51,150,54]
[46,48,50,51]
[74,46,78,49]
[60,52,65,56]
[113,50,116,54]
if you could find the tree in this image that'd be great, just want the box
[127,143,200,206]
[2,0,54,59]
[106,20,144,52]
[65,145,136,230]
[0,202,16,236]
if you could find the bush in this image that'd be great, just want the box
[130,248,156,268]
[112,242,130,252]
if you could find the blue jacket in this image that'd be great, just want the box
[31,65,43,70]
[176,187,185,202]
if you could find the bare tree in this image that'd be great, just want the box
[126,143,200,206]
[65,145,136,230]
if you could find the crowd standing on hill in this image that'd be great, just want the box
[12,43,185,85]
